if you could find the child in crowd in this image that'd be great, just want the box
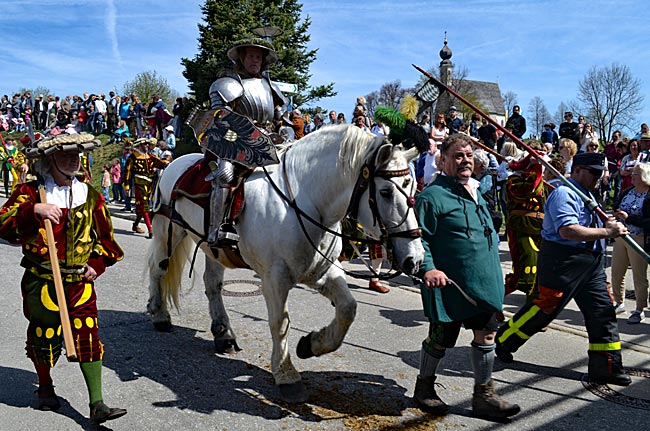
[101,165,111,201]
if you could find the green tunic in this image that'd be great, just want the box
[415,174,504,322]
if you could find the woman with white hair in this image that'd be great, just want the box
[611,162,650,324]
[473,149,502,233]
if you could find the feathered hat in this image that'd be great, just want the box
[133,137,157,148]
[25,133,100,159]
[374,94,429,153]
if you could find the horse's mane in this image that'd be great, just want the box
[338,126,384,178]
[288,125,383,179]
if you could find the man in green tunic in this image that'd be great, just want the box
[413,133,520,419]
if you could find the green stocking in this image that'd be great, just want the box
[80,361,103,405]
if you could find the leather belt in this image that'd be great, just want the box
[509,209,544,219]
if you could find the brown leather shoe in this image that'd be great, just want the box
[132,224,145,234]
[90,401,127,424]
[369,279,390,293]
[36,385,61,411]
[472,379,520,418]
[413,375,449,416]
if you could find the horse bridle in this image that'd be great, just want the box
[262,146,421,281]
[347,161,421,243]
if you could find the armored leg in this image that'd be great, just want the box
[206,159,238,247]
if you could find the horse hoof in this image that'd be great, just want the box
[296,334,314,359]
[214,339,241,354]
[153,321,173,333]
[278,382,308,404]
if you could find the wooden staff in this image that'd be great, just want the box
[471,136,555,190]
[413,64,649,263]
[38,185,77,361]
[470,135,506,162]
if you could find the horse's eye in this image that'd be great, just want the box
[379,189,393,198]
[403,178,411,188]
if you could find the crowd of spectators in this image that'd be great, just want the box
[0,90,193,144]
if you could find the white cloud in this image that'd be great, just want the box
[106,0,123,67]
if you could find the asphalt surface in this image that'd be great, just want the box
[0,196,649,431]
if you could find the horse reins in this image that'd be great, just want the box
[262,146,420,281]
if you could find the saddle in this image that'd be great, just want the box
[170,157,248,228]
[160,158,249,269]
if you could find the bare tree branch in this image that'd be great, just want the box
[502,91,518,115]
[527,96,551,137]
[577,63,644,142]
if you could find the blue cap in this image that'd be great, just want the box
[573,152,606,170]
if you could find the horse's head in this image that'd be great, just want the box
[356,141,424,276]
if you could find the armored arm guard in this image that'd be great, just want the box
[209,73,245,110]
[266,73,289,108]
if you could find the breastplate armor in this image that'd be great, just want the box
[231,78,275,126]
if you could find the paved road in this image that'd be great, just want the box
[0,198,649,430]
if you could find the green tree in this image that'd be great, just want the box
[121,70,174,107]
[182,0,335,108]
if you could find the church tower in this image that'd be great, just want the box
[436,33,454,116]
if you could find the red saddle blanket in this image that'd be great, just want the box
[171,158,246,221]
[171,160,213,208]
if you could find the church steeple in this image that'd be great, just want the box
[439,31,452,63]
[437,32,454,116]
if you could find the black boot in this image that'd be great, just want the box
[472,379,521,419]
[90,401,127,424]
[495,343,514,363]
[413,375,449,416]
[36,385,61,411]
[588,350,631,386]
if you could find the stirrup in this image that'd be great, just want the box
[210,223,240,248]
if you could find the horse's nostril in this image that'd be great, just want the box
[402,257,416,275]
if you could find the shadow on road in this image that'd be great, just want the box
[0,366,106,430]
[98,309,414,423]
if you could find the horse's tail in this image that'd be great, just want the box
[149,217,195,311]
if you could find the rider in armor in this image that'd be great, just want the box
[205,37,288,248]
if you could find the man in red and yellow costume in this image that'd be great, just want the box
[0,132,127,424]
[504,141,546,302]
[123,137,167,238]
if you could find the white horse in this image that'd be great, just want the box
[147,125,424,402]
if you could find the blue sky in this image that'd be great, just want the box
[2,0,648,136]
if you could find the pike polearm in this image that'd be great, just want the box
[413,63,650,263]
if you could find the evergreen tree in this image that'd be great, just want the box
[181,0,335,108]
